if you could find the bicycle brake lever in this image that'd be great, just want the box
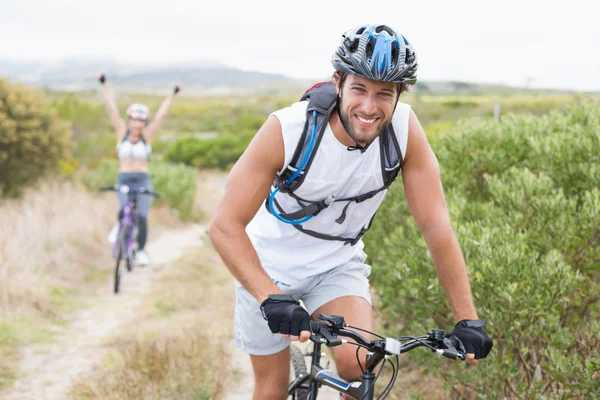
[317,313,345,328]
[310,321,343,347]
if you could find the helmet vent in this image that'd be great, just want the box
[365,40,374,58]
[391,41,399,65]
[376,25,395,36]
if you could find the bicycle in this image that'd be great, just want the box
[288,313,466,400]
[99,184,160,293]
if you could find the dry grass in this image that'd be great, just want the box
[0,179,184,390]
[0,180,118,315]
[0,180,116,388]
[70,245,235,400]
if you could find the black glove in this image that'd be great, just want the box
[445,319,493,359]
[98,74,106,84]
[174,85,180,94]
[260,294,311,336]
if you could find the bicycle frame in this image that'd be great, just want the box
[111,192,138,259]
[289,340,379,399]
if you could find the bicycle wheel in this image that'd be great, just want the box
[114,227,126,293]
[127,224,138,272]
[290,345,310,400]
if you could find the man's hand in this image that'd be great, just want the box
[260,294,311,342]
[445,319,493,362]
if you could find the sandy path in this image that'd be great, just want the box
[3,224,206,400]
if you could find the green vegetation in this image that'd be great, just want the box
[0,78,72,197]
[45,84,585,174]
[81,157,197,220]
[365,101,600,398]
[3,78,597,398]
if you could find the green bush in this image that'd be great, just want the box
[49,93,109,135]
[164,132,255,170]
[365,100,600,398]
[82,157,197,220]
[0,79,71,197]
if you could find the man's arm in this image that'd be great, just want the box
[98,75,126,141]
[401,109,478,323]
[208,115,284,303]
[145,86,179,142]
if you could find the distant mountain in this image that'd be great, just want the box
[0,58,585,96]
[0,58,299,94]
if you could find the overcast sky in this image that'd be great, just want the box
[1,0,599,91]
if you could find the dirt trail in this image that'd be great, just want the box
[3,224,207,400]
[4,169,340,400]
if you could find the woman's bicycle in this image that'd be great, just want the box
[100,184,160,293]
[288,313,466,400]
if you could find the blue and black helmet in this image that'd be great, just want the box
[332,24,418,85]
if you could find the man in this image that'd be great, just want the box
[210,24,492,399]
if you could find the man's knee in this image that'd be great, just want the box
[335,349,365,381]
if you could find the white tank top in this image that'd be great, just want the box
[246,100,411,284]
[117,139,152,160]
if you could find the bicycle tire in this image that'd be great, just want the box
[114,227,126,293]
[129,224,139,271]
[290,345,310,400]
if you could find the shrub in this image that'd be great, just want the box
[365,100,600,398]
[82,157,197,220]
[0,79,71,197]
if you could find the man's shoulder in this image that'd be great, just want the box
[270,100,309,121]
[393,101,412,115]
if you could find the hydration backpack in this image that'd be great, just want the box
[265,81,404,246]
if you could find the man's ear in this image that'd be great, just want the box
[332,71,343,96]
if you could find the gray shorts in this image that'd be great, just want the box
[234,251,372,356]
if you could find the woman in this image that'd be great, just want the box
[99,73,180,265]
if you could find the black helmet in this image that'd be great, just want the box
[332,24,418,85]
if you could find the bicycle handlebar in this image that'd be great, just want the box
[99,185,160,198]
[309,314,466,361]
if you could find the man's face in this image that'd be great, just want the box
[337,74,398,147]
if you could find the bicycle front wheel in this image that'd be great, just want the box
[127,224,138,272]
[114,227,126,293]
[290,345,310,400]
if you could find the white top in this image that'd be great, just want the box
[117,139,152,160]
[246,100,411,284]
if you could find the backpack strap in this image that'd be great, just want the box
[121,128,147,145]
[276,82,337,193]
[264,81,404,245]
[121,128,131,143]
[379,124,403,186]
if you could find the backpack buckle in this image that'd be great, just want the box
[355,191,378,203]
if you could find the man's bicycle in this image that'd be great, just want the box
[288,314,466,400]
[100,184,160,293]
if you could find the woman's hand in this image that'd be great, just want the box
[174,85,181,94]
[98,73,106,85]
